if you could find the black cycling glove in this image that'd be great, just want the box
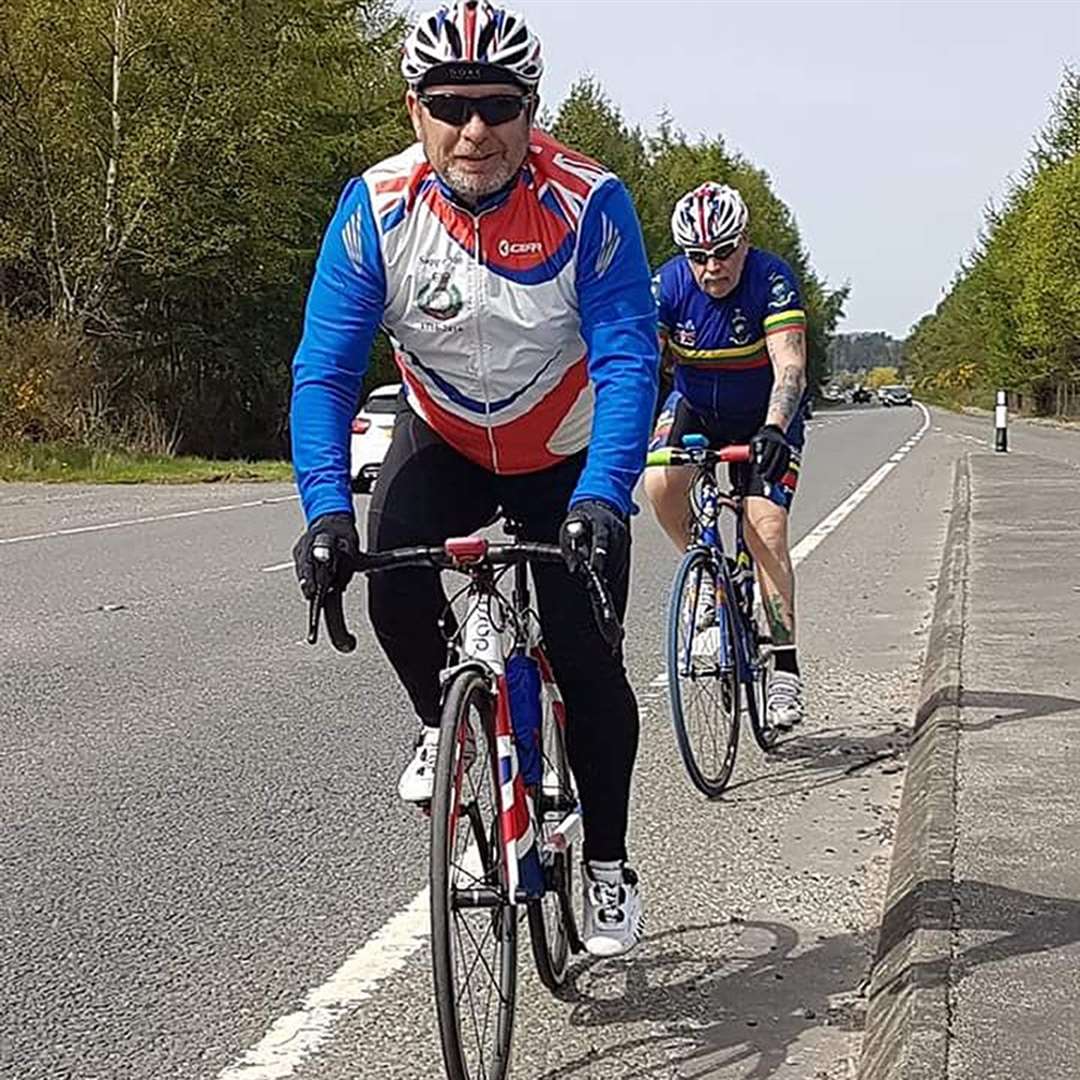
[559,499,628,582]
[750,424,791,485]
[292,513,360,600]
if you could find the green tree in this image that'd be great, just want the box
[0,0,409,453]
[903,66,1080,415]
[551,80,846,394]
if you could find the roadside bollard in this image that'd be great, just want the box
[995,389,1008,453]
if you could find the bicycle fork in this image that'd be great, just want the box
[459,590,583,906]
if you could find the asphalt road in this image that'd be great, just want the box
[1,404,1071,1080]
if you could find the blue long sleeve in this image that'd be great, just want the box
[290,179,386,523]
[571,180,660,515]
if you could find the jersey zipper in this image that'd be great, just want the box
[471,209,499,472]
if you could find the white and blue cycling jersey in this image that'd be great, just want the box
[290,130,659,523]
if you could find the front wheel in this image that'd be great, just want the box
[744,608,779,752]
[430,669,517,1080]
[667,548,741,797]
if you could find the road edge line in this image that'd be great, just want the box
[857,452,969,1080]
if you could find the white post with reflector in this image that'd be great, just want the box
[995,390,1008,453]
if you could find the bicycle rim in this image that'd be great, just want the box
[431,669,517,1080]
[667,548,740,797]
[527,661,578,990]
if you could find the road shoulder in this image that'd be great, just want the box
[858,455,968,1080]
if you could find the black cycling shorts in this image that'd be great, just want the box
[649,390,804,509]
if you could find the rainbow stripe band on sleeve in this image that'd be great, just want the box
[669,337,769,368]
[763,308,807,335]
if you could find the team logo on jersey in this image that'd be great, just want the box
[767,271,796,309]
[673,320,697,347]
[417,269,463,322]
[497,238,543,257]
[730,308,752,346]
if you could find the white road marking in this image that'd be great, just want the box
[261,561,294,573]
[0,495,298,546]
[217,887,432,1080]
[790,402,930,567]
[216,403,933,1080]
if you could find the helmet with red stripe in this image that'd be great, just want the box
[671,182,749,249]
[402,2,544,91]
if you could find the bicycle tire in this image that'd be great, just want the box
[431,669,517,1080]
[744,609,778,751]
[527,662,578,990]
[667,547,741,797]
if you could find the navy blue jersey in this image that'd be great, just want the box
[654,248,805,426]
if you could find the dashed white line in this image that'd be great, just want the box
[0,494,298,546]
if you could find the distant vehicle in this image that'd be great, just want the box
[879,384,913,407]
[821,385,845,403]
[350,383,404,493]
[850,386,874,404]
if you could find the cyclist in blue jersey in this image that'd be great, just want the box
[644,182,808,730]
[289,1,656,956]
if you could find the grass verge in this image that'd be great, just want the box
[0,442,293,484]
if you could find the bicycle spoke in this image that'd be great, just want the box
[456,910,508,1007]
[457,922,489,1080]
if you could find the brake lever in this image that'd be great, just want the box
[304,536,357,652]
[583,563,624,653]
[306,537,333,646]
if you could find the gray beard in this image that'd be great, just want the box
[441,159,516,202]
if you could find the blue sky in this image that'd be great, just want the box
[519,0,1079,337]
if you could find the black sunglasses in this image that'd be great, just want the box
[419,92,532,128]
[685,240,741,265]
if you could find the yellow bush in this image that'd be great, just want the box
[0,315,96,445]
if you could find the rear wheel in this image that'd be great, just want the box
[667,548,740,797]
[431,669,516,1080]
[527,665,579,990]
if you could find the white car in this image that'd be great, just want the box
[350,383,403,493]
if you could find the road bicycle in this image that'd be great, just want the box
[305,519,620,1080]
[646,434,778,797]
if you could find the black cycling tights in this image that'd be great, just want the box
[367,411,639,863]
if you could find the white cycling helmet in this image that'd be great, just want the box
[402,2,544,91]
[671,182,749,249]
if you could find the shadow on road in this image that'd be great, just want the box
[960,688,1080,731]
[535,920,867,1080]
[721,724,907,804]
[721,686,1080,806]
[875,878,1080,995]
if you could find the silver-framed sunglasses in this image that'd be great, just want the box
[684,239,742,265]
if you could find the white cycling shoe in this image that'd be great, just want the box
[767,670,805,731]
[397,726,441,803]
[581,862,645,957]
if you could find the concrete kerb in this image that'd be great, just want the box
[857,454,970,1080]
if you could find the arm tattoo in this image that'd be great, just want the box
[765,329,807,428]
[766,364,805,428]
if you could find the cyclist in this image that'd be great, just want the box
[643,182,808,730]
[290,1,657,957]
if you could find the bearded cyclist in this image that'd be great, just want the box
[290,1,657,957]
[643,182,808,731]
